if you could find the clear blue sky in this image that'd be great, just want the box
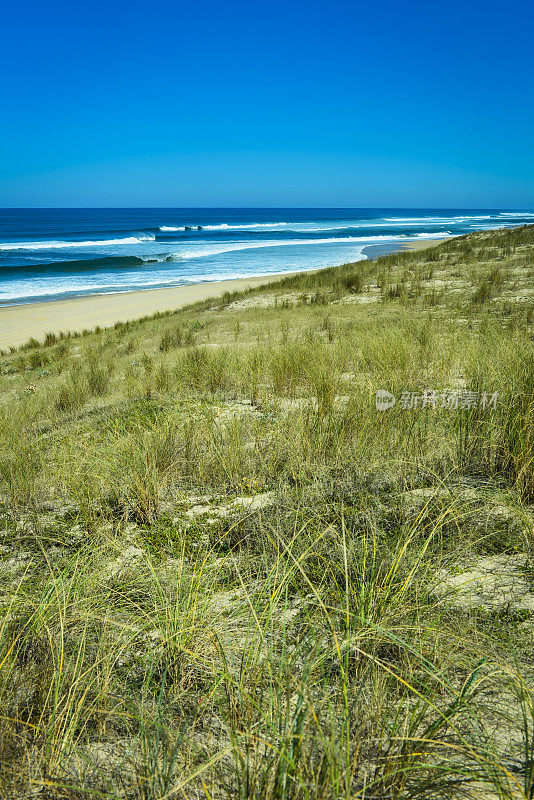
[1,0,533,208]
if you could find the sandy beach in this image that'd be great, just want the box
[0,272,298,349]
[403,237,448,251]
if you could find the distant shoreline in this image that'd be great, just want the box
[361,237,447,260]
[402,237,448,251]
[0,237,446,348]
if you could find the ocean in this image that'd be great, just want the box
[1,208,533,306]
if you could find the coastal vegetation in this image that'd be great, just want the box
[1,225,534,797]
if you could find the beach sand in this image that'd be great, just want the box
[361,237,448,261]
[403,237,448,251]
[0,273,297,349]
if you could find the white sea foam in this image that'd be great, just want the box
[158,223,289,232]
[383,215,494,224]
[0,234,155,251]
[160,220,452,233]
[499,212,534,217]
[158,216,516,234]
[160,232,449,261]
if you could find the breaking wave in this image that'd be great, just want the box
[499,212,534,217]
[158,223,289,232]
[0,234,155,251]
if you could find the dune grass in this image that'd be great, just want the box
[1,226,534,797]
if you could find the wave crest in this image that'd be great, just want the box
[0,234,155,251]
[158,222,290,232]
[499,212,534,217]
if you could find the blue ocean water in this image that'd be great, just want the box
[0,208,533,306]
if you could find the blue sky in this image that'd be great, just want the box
[1,0,533,207]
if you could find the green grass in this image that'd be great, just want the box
[1,226,534,797]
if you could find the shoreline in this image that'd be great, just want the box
[360,236,447,261]
[402,236,448,251]
[0,238,447,348]
[0,272,304,348]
